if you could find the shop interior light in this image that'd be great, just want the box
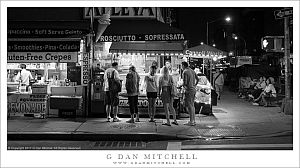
[213,57,218,61]
[165,53,169,56]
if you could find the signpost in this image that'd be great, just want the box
[274,8,292,114]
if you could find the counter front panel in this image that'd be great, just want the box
[7,93,49,117]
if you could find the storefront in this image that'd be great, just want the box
[7,7,187,117]
[7,8,91,118]
[88,11,187,116]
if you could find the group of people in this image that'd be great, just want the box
[103,61,200,126]
[239,76,277,107]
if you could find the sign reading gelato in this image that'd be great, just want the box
[84,7,157,19]
[7,52,78,63]
[99,33,185,42]
[8,29,88,38]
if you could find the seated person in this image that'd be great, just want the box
[238,76,253,98]
[248,76,267,99]
[253,77,277,107]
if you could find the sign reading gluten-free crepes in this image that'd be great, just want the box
[7,40,80,63]
[7,52,78,63]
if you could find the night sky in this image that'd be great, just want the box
[171,7,286,55]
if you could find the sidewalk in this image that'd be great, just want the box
[7,88,293,141]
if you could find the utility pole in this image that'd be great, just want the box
[284,16,291,99]
[274,8,292,114]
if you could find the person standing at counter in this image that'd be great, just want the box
[126,65,140,123]
[179,61,199,126]
[144,65,158,122]
[104,62,121,122]
[158,66,178,126]
[15,64,33,91]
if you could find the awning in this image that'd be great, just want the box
[98,19,186,42]
[186,44,228,59]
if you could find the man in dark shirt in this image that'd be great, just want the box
[180,62,199,126]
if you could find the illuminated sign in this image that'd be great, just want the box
[7,52,78,63]
[185,50,225,58]
[99,34,185,42]
[8,41,80,52]
[81,53,89,86]
[8,29,88,38]
[261,36,284,52]
[84,7,157,19]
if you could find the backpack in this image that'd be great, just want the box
[126,72,136,94]
[108,70,121,92]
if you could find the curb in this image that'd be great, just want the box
[7,132,193,141]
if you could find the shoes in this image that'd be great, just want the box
[113,118,121,122]
[248,94,254,99]
[252,102,259,106]
[218,96,220,100]
[107,117,111,122]
[184,122,196,126]
[149,119,156,122]
[126,119,135,123]
[135,118,140,122]
[171,121,178,125]
[162,123,171,126]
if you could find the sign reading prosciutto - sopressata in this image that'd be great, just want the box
[84,7,157,19]
[7,52,78,63]
[99,34,185,42]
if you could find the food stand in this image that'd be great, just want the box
[186,44,228,113]
[89,17,187,116]
[7,26,87,118]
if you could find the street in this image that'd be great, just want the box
[8,134,292,150]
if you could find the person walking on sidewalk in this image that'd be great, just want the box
[213,69,224,100]
[144,65,158,122]
[104,62,121,122]
[158,66,178,126]
[126,65,140,123]
[179,62,199,126]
